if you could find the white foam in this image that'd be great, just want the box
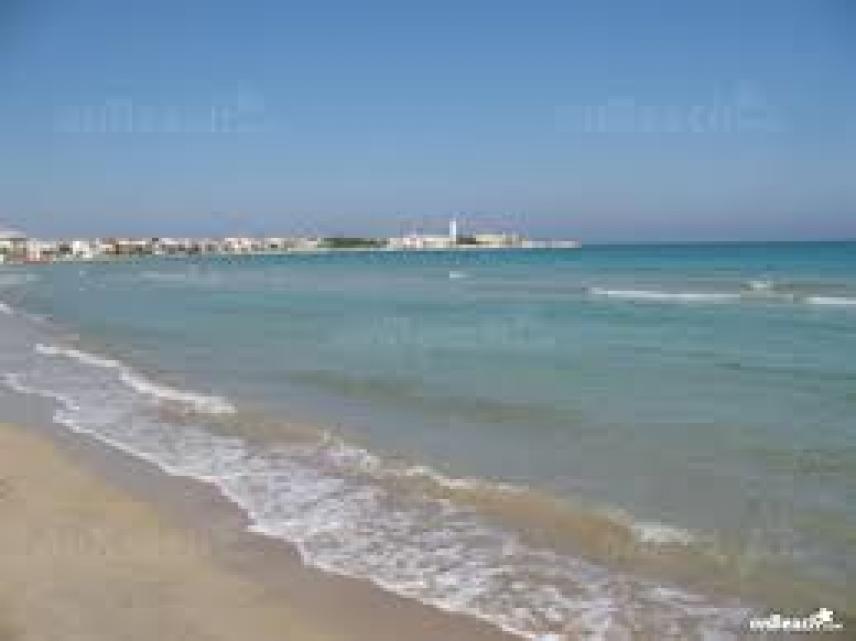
[117,370,235,414]
[3,372,81,411]
[805,296,856,307]
[34,343,235,414]
[0,301,13,315]
[631,521,697,546]
[35,343,124,368]
[322,439,525,494]
[590,285,856,310]
[589,288,740,303]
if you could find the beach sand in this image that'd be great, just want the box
[0,421,337,641]
[0,407,515,641]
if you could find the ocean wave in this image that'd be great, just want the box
[2,362,749,640]
[588,287,740,303]
[805,296,856,307]
[34,343,235,414]
[3,372,82,411]
[589,285,856,309]
[320,437,527,495]
[318,438,700,548]
[630,520,697,545]
[0,300,13,315]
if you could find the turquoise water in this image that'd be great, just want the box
[2,243,854,639]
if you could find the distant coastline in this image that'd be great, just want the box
[0,223,581,265]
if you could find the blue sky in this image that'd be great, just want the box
[0,0,854,241]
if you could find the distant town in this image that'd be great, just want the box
[0,220,580,264]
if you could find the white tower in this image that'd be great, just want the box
[449,218,458,242]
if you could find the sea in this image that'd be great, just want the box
[1,242,854,640]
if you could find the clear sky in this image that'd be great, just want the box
[0,0,854,241]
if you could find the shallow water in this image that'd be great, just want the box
[1,243,854,639]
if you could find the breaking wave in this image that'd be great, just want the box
[805,296,856,307]
[34,343,235,414]
[588,288,740,303]
[588,285,856,309]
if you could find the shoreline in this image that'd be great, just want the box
[0,387,516,641]
[0,419,328,641]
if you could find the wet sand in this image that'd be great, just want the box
[0,421,341,641]
[0,389,516,641]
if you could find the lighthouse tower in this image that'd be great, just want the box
[448,218,458,244]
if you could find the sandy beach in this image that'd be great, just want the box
[0,421,339,641]
[0,395,515,641]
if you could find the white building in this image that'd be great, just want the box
[264,237,294,251]
[66,239,104,260]
[27,239,62,262]
[0,229,28,262]
[222,237,255,253]
[388,234,455,250]
[152,237,195,255]
[189,239,221,254]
